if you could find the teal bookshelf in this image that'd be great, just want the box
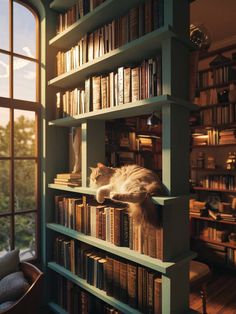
[45,0,193,313]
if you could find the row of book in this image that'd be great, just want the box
[194,88,219,106]
[118,131,160,152]
[54,237,162,312]
[56,56,162,119]
[198,103,236,126]
[55,195,163,259]
[192,128,236,146]
[108,150,161,170]
[197,66,236,89]
[57,276,122,314]
[56,0,163,76]
[198,175,236,190]
[56,0,105,34]
[191,220,234,243]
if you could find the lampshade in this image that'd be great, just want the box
[147,112,161,126]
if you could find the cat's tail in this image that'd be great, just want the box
[129,195,159,227]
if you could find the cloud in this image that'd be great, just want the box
[0,47,34,79]
[23,70,36,80]
[0,60,9,78]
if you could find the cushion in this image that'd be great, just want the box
[0,301,15,313]
[0,271,30,303]
[189,260,210,282]
[0,249,20,280]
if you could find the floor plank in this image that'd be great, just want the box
[190,270,236,314]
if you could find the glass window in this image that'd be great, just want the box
[0,1,39,261]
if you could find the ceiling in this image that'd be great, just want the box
[190,0,236,49]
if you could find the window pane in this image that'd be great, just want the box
[0,53,10,98]
[15,213,36,260]
[0,108,10,156]
[14,110,35,157]
[0,0,9,51]
[0,160,10,213]
[13,58,36,102]
[13,2,36,58]
[0,216,11,256]
[14,160,36,211]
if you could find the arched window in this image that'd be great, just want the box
[0,0,40,260]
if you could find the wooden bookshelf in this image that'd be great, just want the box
[192,143,236,149]
[48,25,173,88]
[196,80,236,92]
[45,1,193,313]
[49,0,146,49]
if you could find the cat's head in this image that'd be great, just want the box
[90,163,114,188]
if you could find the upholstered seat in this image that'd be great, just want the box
[190,260,211,314]
[0,262,43,314]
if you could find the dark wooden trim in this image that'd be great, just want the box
[199,43,236,60]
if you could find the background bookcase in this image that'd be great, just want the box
[190,46,236,270]
[45,1,195,313]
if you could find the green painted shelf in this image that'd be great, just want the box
[48,95,196,127]
[48,183,189,206]
[48,262,142,314]
[47,223,175,273]
[48,25,173,88]
[50,0,145,49]
[48,302,67,314]
[50,0,77,11]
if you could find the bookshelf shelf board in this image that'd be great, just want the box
[48,183,188,206]
[193,187,236,193]
[194,102,232,110]
[48,262,142,314]
[191,167,236,173]
[49,95,196,127]
[190,214,236,225]
[50,0,145,49]
[50,0,77,11]
[48,302,67,314]
[47,223,176,273]
[196,80,236,92]
[194,237,236,249]
[191,123,236,130]
[48,184,97,195]
[48,26,173,88]
[192,144,236,149]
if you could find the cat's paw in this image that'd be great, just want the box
[96,191,105,204]
[110,192,120,201]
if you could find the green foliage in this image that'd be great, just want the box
[0,115,36,254]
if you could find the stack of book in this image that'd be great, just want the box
[219,129,236,144]
[54,173,82,187]
[54,238,162,312]
[189,199,206,216]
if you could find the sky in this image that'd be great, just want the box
[0,0,37,127]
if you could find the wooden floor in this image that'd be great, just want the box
[190,270,236,314]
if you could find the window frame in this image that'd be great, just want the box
[0,0,41,261]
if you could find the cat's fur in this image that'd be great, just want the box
[90,163,166,225]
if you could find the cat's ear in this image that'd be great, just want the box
[89,167,95,171]
[97,162,106,169]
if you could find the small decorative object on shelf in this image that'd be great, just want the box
[226,152,236,170]
[196,151,205,168]
[206,156,215,169]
